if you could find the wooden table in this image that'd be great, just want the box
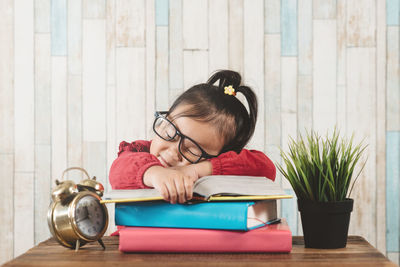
[3,236,397,267]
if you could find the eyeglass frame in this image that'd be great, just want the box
[152,111,219,164]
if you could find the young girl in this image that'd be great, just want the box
[109,70,276,204]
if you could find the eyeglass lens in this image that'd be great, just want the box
[154,117,203,163]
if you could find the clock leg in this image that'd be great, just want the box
[98,239,106,250]
[75,240,80,252]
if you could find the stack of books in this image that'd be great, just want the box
[102,175,293,253]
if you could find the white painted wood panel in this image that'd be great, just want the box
[156,26,169,111]
[281,57,297,189]
[244,0,264,151]
[313,0,336,19]
[83,0,106,19]
[34,144,51,244]
[183,50,209,90]
[228,0,244,73]
[346,47,377,246]
[14,172,34,257]
[116,0,145,47]
[376,0,387,253]
[83,142,107,190]
[209,0,229,73]
[146,0,156,138]
[35,34,51,145]
[67,75,83,170]
[264,0,280,33]
[346,0,376,47]
[298,75,313,136]
[265,34,282,186]
[313,20,336,134]
[0,0,14,154]
[169,0,183,91]
[387,27,400,131]
[336,0,346,86]
[0,155,14,265]
[298,0,312,76]
[83,19,106,142]
[68,0,82,75]
[51,57,68,181]
[14,0,34,172]
[35,0,50,33]
[183,0,208,49]
[116,48,147,141]
[106,0,116,86]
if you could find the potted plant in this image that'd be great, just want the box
[277,129,366,249]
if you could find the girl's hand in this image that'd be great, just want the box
[143,166,197,204]
[171,161,213,180]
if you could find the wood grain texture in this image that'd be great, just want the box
[346,47,377,246]
[281,0,297,56]
[51,0,67,55]
[35,0,50,33]
[68,0,82,75]
[83,19,107,142]
[51,57,67,181]
[0,155,14,265]
[244,0,264,151]
[298,0,312,76]
[313,0,336,19]
[169,0,183,91]
[14,172,34,257]
[228,0,244,73]
[265,0,280,33]
[313,19,336,134]
[116,0,145,47]
[183,50,209,90]
[376,0,387,254]
[156,26,169,111]
[14,0,35,172]
[386,132,400,253]
[146,0,156,138]
[116,48,147,141]
[386,27,400,131]
[4,236,397,267]
[183,0,208,49]
[346,0,376,47]
[83,0,106,19]
[209,0,229,73]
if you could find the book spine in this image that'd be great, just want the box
[115,201,255,231]
[118,225,292,253]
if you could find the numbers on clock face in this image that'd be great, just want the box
[75,195,105,238]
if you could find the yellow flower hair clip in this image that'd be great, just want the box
[224,85,236,96]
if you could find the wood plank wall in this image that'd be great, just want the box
[0,0,399,265]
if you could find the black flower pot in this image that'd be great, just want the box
[298,198,353,249]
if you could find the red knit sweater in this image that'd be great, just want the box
[109,140,276,189]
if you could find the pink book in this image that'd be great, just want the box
[118,219,292,253]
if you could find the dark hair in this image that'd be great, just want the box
[168,70,258,154]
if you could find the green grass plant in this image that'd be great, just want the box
[277,129,367,202]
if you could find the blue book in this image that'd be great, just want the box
[115,200,277,231]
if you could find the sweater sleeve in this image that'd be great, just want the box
[209,149,276,181]
[109,140,163,189]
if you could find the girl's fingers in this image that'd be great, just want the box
[156,182,170,202]
[174,177,186,204]
[184,177,193,200]
[164,179,178,204]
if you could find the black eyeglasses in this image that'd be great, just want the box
[153,111,218,164]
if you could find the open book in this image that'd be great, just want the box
[101,175,292,204]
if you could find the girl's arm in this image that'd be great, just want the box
[210,149,276,181]
[109,141,163,189]
[176,149,276,181]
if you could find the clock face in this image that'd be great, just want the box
[74,195,106,239]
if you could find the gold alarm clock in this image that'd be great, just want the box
[47,167,109,251]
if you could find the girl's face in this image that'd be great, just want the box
[150,105,225,167]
